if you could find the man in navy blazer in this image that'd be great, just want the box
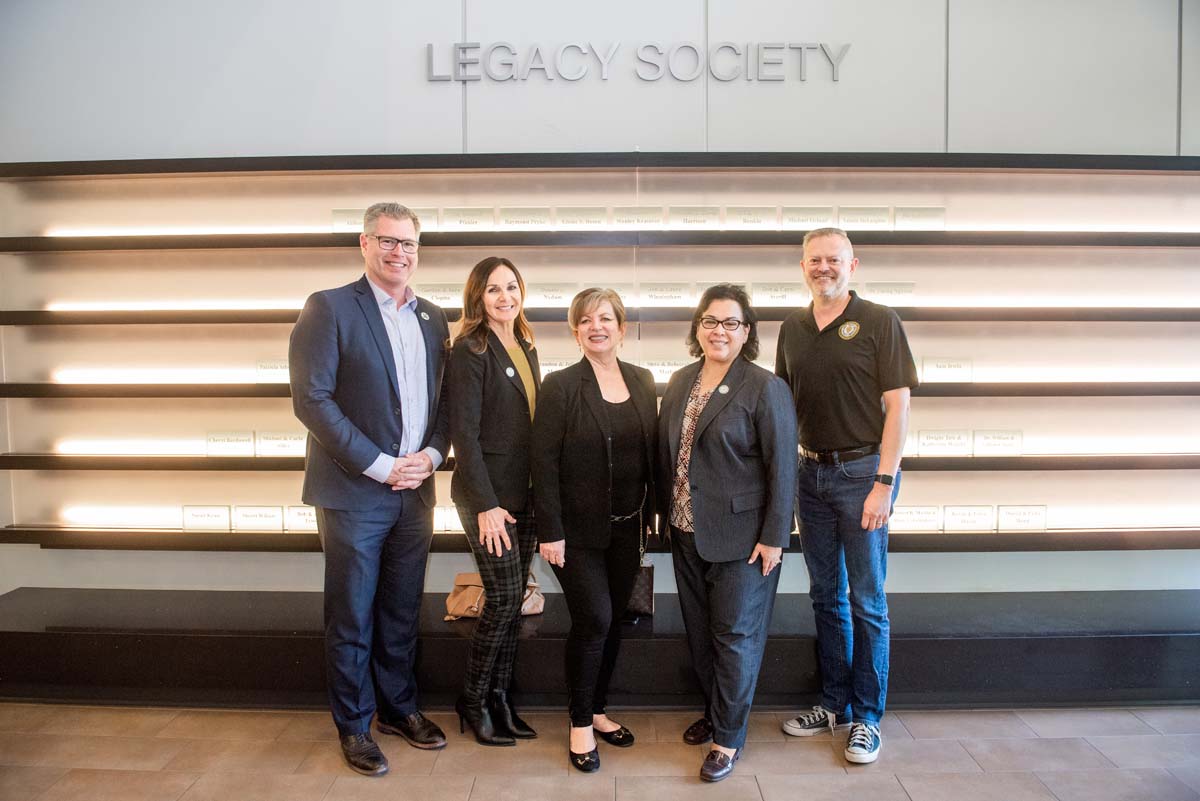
[290,202,451,776]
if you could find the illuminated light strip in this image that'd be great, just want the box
[55,438,208,455]
[51,367,280,384]
[36,223,1200,237]
[44,225,332,237]
[62,505,184,528]
[46,300,305,312]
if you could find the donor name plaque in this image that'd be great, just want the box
[782,207,835,229]
[234,506,285,532]
[974,430,1023,456]
[922,357,973,382]
[183,505,231,532]
[725,206,779,229]
[889,506,942,532]
[998,505,1048,532]
[668,206,720,229]
[556,206,609,228]
[943,506,997,532]
[206,431,255,457]
[286,505,318,532]
[917,430,973,457]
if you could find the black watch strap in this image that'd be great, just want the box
[874,473,895,486]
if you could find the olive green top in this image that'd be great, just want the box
[507,344,537,419]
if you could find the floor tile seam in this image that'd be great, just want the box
[752,773,768,801]
[1129,708,1181,736]
[1028,768,1072,801]
[956,737,989,773]
[1165,767,1200,800]
[24,765,71,801]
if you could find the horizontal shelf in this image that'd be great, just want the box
[6,230,1200,253]
[3,381,1199,400]
[0,454,306,471]
[4,306,1200,326]
[0,453,1196,472]
[3,525,1196,553]
[3,151,1200,178]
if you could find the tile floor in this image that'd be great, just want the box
[1,702,1198,800]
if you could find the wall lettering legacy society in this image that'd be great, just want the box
[426,41,851,83]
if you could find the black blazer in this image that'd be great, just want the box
[656,357,797,562]
[448,330,541,514]
[531,357,657,548]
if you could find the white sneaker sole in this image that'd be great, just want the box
[844,747,880,764]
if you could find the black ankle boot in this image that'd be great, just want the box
[488,689,538,738]
[456,695,515,746]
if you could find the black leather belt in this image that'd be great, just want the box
[798,443,879,464]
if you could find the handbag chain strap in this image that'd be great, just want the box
[609,484,649,565]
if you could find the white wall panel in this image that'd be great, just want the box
[1184,0,1200,155]
[462,0,706,152]
[948,0,1179,155]
[706,0,946,152]
[0,0,464,161]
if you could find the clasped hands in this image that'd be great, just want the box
[387,452,434,491]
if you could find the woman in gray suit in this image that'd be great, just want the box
[656,283,797,783]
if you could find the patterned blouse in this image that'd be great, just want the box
[670,373,715,533]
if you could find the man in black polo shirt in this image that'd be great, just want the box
[775,227,917,765]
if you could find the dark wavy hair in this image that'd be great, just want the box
[453,256,534,354]
[685,283,759,361]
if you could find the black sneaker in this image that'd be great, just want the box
[781,705,845,737]
[844,722,881,764]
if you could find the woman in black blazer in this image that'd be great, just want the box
[656,283,797,783]
[531,287,656,773]
[449,256,541,746]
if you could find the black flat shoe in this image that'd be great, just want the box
[683,717,714,745]
[569,747,601,773]
[699,749,739,783]
[595,725,635,747]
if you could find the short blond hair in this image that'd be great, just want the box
[568,287,627,331]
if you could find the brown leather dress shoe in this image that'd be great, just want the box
[377,711,447,750]
[339,732,389,775]
[699,749,739,783]
[682,717,714,745]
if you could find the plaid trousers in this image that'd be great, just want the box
[458,503,538,703]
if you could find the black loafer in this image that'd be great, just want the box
[699,749,739,783]
[569,747,601,773]
[683,717,714,745]
[595,725,635,748]
[377,711,447,750]
[339,732,389,776]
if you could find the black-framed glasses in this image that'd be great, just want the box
[699,316,747,331]
[367,235,420,254]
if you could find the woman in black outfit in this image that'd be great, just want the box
[531,287,656,773]
[448,256,541,746]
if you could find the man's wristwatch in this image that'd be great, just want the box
[874,473,895,487]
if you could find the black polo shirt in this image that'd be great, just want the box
[775,291,918,452]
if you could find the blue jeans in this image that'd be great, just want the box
[795,453,899,726]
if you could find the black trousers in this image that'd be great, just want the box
[459,503,538,704]
[551,518,641,727]
[672,526,781,751]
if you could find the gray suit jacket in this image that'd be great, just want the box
[657,357,797,562]
[289,275,450,511]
